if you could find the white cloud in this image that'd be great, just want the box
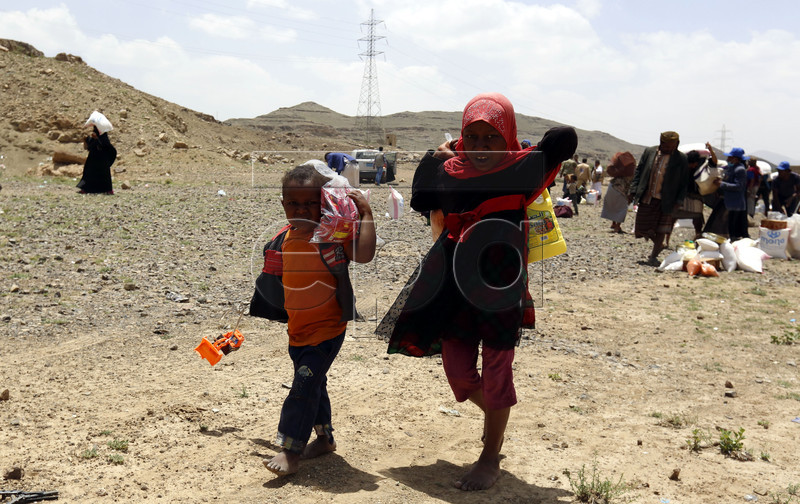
[189,14,256,40]
[575,0,602,18]
[246,0,316,20]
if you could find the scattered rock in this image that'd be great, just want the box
[0,389,9,401]
[669,468,681,481]
[120,181,131,190]
[10,284,19,293]
[3,466,24,480]
[166,292,189,303]
[123,283,138,291]
[724,390,737,398]
[173,141,189,149]
[725,380,734,388]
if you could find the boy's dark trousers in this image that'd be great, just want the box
[277,331,345,453]
[570,194,580,215]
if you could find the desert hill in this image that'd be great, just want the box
[1,39,643,185]
[227,104,645,161]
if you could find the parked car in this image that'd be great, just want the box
[351,149,397,184]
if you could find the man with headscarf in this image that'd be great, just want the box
[629,131,689,265]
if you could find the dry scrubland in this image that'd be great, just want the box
[0,162,799,504]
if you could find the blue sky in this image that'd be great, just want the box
[3,0,800,161]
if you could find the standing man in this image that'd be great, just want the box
[772,161,800,216]
[373,146,386,186]
[591,159,604,201]
[629,131,690,265]
[575,158,592,191]
[714,147,749,242]
[559,154,578,197]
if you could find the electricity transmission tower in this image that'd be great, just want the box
[716,124,731,152]
[355,9,385,145]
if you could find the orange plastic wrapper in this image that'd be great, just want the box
[700,262,719,277]
[686,257,702,276]
[311,185,360,243]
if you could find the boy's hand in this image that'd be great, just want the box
[344,189,376,263]
[347,189,373,219]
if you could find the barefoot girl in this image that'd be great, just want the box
[377,93,576,490]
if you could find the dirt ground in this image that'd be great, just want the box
[1,165,799,504]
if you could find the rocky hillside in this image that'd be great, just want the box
[0,39,643,184]
[228,103,645,161]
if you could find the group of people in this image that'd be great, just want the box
[324,147,388,186]
[250,92,577,491]
[565,131,800,265]
[558,155,605,215]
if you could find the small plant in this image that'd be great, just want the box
[107,438,129,452]
[80,448,98,459]
[749,286,767,296]
[660,413,689,429]
[719,427,744,454]
[758,420,770,429]
[548,372,562,381]
[719,427,753,460]
[107,453,124,465]
[760,451,771,462]
[565,461,627,503]
[200,424,209,432]
[650,412,663,419]
[569,405,586,415]
[100,430,112,436]
[772,327,800,345]
[686,428,709,452]
[776,392,800,401]
[788,483,800,496]
[237,386,249,398]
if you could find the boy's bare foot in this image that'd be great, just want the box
[263,450,300,476]
[454,457,501,491]
[301,437,336,460]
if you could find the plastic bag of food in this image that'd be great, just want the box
[388,187,404,220]
[719,240,737,272]
[700,262,719,277]
[735,245,769,273]
[85,110,113,134]
[305,160,360,243]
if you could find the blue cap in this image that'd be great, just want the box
[778,161,791,171]
[724,147,749,160]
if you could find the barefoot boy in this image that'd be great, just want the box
[250,163,375,475]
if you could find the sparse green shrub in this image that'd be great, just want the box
[566,461,627,503]
[107,438,129,452]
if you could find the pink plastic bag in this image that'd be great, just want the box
[311,184,360,243]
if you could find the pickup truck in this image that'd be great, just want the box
[351,149,397,184]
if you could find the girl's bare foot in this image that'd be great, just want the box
[263,450,300,476]
[454,457,501,491]
[301,437,336,460]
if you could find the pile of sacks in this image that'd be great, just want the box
[658,236,778,276]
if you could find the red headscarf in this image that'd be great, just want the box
[443,92,529,179]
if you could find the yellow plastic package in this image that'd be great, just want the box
[526,188,567,263]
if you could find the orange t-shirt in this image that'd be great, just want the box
[281,229,347,346]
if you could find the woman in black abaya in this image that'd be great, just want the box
[77,111,116,194]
